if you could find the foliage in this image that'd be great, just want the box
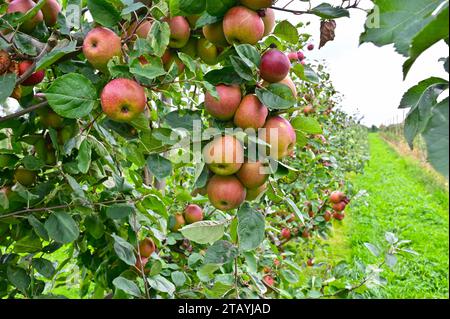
[361,0,449,178]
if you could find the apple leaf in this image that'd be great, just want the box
[204,240,239,265]
[45,73,97,119]
[113,276,142,298]
[237,203,265,251]
[206,0,237,17]
[310,3,350,19]
[403,3,449,77]
[179,0,206,14]
[147,275,176,296]
[106,203,135,219]
[129,56,166,80]
[111,234,137,266]
[360,0,442,56]
[0,73,17,104]
[256,84,296,110]
[36,40,78,71]
[235,44,261,68]
[44,211,80,244]
[291,117,323,134]
[273,20,299,44]
[204,67,244,85]
[147,154,173,180]
[148,20,171,57]
[180,220,226,244]
[422,97,449,178]
[31,258,55,279]
[87,0,121,27]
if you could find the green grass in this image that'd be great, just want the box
[340,133,449,298]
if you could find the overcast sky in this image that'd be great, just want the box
[275,0,449,127]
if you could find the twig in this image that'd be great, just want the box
[0,101,48,123]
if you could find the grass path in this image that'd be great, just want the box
[336,133,449,298]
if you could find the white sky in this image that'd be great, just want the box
[275,0,449,127]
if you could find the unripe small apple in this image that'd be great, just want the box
[307,258,315,267]
[307,43,314,51]
[197,38,220,65]
[280,228,291,240]
[18,60,45,86]
[203,22,228,47]
[297,51,305,61]
[14,167,37,186]
[138,238,156,258]
[183,204,204,224]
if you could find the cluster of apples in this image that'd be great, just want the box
[169,204,204,232]
[5,0,61,33]
[329,191,350,220]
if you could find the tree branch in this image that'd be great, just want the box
[0,101,48,123]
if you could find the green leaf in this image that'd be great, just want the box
[180,220,226,244]
[422,97,449,178]
[255,84,296,110]
[179,0,206,14]
[235,44,261,68]
[195,12,222,29]
[106,203,134,219]
[364,242,380,257]
[401,77,448,147]
[15,0,46,24]
[206,0,236,17]
[302,64,320,83]
[204,240,239,264]
[32,258,55,279]
[13,33,37,56]
[165,110,202,130]
[111,234,137,266]
[310,3,350,19]
[14,233,42,253]
[7,266,30,292]
[285,197,305,225]
[273,20,299,44]
[22,155,45,171]
[0,73,17,104]
[204,67,244,85]
[112,276,142,297]
[147,275,175,295]
[77,139,91,174]
[171,271,186,287]
[197,264,219,282]
[45,73,97,119]
[403,3,449,77]
[129,56,166,80]
[36,40,78,71]
[84,214,105,239]
[281,269,299,283]
[291,117,322,134]
[229,56,254,81]
[149,20,170,57]
[87,0,121,27]
[360,0,442,56]
[237,203,265,251]
[147,154,172,180]
[27,215,49,240]
[44,211,80,244]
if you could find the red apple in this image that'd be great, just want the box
[7,0,43,33]
[261,8,275,36]
[183,204,204,224]
[138,238,156,258]
[165,16,190,48]
[82,27,122,72]
[262,116,296,159]
[18,60,45,86]
[203,135,244,176]
[236,161,269,189]
[204,84,242,121]
[100,78,146,122]
[223,6,264,45]
[260,49,291,83]
[207,175,246,211]
[233,94,268,130]
[280,228,291,240]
